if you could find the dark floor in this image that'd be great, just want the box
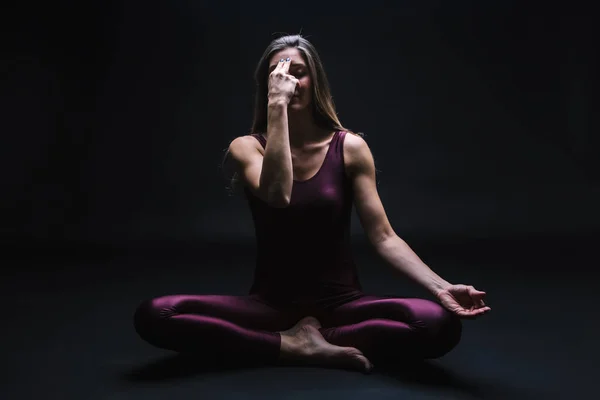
[2,234,598,399]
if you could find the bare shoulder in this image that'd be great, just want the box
[229,134,259,150]
[228,135,263,162]
[343,132,371,176]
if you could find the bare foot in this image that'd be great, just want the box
[279,316,323,335]
[278,316,373,373]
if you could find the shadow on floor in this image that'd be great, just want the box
[373,359,486,397]
[121,353,261,382]
[121,354,486,396]
[374,361,551,400]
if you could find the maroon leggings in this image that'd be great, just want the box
[133,292,462,366]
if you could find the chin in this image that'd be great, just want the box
[288,101,309,111]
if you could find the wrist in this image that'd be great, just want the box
[268,98,289,109]
[431,280,452,297]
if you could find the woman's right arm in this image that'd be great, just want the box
[228,58,296,207]
[228,109,292,208]
[260,100,293,206]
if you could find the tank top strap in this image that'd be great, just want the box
[331,130,346,162]
[250,133,266,149]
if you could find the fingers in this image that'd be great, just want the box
[457,306,491,319]
[475,296,485,308]
[468,286,487,308]
[271,57,291,76]
[456,309,488,319]
[468,285,485,296]
[281,57,292,74]
[272,57,285,74]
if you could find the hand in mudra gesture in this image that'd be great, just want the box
[437,284,491,319]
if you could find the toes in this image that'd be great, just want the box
[343,348,372,373]
[356,354,372,371]
[346,354,369,373]
[362,357,374,373]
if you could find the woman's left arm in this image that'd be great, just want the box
[372,235,451,295]
[345,135,450,295]
[347,136,490,316]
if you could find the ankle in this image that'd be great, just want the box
[278,333,302,360]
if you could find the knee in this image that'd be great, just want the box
[133,296,177,341]
[421,304,462,359]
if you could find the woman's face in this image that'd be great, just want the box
[268,47,312,111]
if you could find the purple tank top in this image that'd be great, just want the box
[244,130,362,305]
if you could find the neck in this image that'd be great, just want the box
[287,109,327,148]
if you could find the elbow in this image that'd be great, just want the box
[370,229,397,247]
[268,195,290,208]
[256,184,290,208]
[263,185,290,208]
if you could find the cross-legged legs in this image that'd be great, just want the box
[133,294,303,365]
[133,293,375,372]
[133,293,460,370]
[318,295,462,365]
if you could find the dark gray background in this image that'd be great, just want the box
[3,0,598,250]
[2,3,599,399]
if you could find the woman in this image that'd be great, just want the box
[133,34,491,373]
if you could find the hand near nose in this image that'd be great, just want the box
[268,57,299,105]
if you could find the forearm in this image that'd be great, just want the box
[260,101,293,206]
[373,235,451,296]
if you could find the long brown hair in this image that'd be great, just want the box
[222,34,364,194]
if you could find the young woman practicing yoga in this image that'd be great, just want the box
[133,34,491,373]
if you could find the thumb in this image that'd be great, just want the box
[468,286,485,295]
[468,287,486,301]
